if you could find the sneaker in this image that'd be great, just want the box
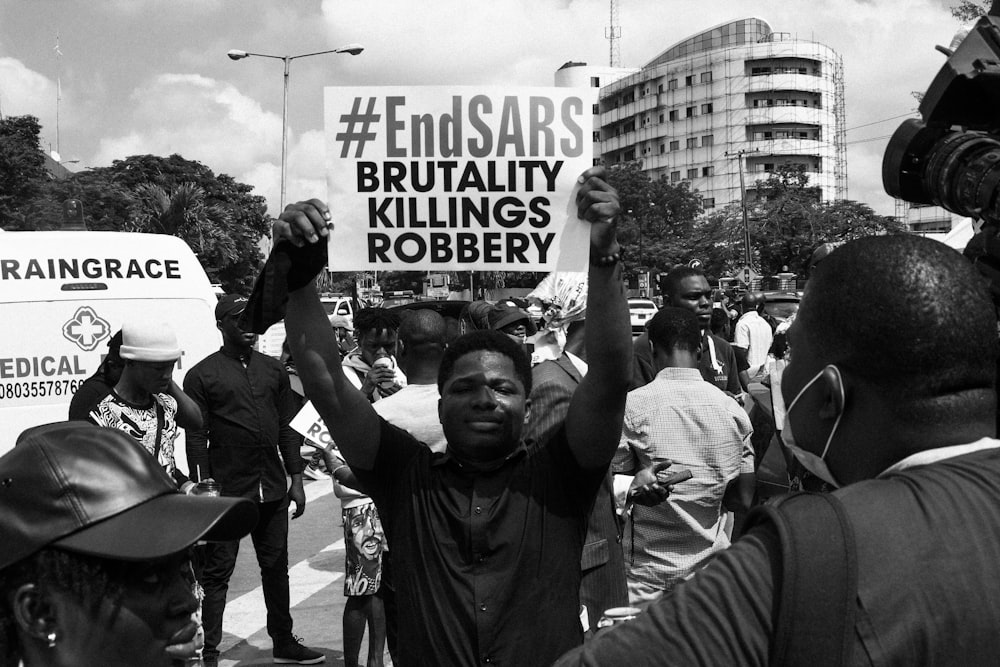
[273,635,325,664]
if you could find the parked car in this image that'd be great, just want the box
[761,291,800,326]
[628,297,659,335]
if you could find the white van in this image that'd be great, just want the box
[0,231,221,459]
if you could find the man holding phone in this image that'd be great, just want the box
[613,307,754,607]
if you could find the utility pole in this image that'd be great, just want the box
[725,149,760,272]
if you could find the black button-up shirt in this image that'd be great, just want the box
[354,419,605,667]
[183,348,303,502]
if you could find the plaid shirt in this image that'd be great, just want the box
[613,367,754,594]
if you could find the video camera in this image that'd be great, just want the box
[882,9,1000,223]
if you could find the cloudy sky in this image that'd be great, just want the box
[0,0,968,216]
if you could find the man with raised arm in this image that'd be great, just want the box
[273,167,631,667]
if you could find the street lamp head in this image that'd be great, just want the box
[336,44,365,56]
[227,49,250,61]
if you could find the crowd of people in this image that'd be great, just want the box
[2,165,1000,667]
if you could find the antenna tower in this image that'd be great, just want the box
[54,33,63,156]
[605,0,621,67]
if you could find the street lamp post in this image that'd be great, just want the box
[227,44,364,213]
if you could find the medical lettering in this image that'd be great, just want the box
[0,355,88,379]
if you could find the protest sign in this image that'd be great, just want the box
[324,86,596,271]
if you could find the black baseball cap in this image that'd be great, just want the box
[216,294,249,320]
[0,422,258,570]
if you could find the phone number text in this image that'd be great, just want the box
[0,379,83,400]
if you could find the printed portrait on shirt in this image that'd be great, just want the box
[343,501,387,596]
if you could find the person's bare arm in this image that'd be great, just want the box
[169,380,203,431]
[564,167,633,469]
[276,200,382,471]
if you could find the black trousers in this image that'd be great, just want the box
[196,496,293,657]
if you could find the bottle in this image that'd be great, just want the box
[372,356,396,389]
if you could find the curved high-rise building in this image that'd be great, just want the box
[559,18,846,211]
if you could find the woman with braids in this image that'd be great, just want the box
[0,422,256,667]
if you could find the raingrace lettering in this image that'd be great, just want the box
[0,257,182,281]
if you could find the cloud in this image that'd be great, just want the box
[0,57,58,147]
[91,72,291,209]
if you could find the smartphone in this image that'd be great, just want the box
[655,468,693,486]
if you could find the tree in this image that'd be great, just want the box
[604,161,704,275]
[689,166,904,278]
[0,116,49,229]
[25,154,271,294]
[951,0,991,22]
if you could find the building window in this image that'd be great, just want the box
[686,106,696,118]
[764,163,775,171]
[700,71,713,83]
[686,138,697,149]
[659,113,665,123]
[658,84,664,94]
[670,171,681,182]
[686,168,698,179]
[592,103,600,115]
[702,166,714,177]
[669,110,679,121]
[669,140,680,151]
[685,75,695,86]
[660,143,666,154]
[590,76,600,87]
[701,103,713,114]
[703,197,716,209]
[667,78,678,90]
[751,66,771,76]
[592,131,601,142]
[702,134,714,147]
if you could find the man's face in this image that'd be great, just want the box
[130,360,176,394]
[48,552,200,667]
[668,276,713,329]
[438,350,530,463]
[218,314,257,350]
[357,328,397,365]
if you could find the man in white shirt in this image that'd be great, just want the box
[733,292,773,381]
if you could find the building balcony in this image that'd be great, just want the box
[745,73,831,93]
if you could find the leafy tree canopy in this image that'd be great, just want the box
[951,0,991,22]
[0,115,270,294]
[688,165,904,278]
[604,161,705,275]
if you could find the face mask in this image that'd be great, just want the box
[781,365,844,488]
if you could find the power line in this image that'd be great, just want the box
[845,112,917,133]
[845,134,894,146]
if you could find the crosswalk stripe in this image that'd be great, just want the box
[221,479,342,643]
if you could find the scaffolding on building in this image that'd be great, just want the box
[833,53,848,200]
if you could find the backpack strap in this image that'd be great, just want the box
[745,492,858,667]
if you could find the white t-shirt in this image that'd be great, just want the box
[373,383,447,453]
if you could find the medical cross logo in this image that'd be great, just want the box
[62,306,111,352]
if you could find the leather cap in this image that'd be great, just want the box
[0,422,258,569]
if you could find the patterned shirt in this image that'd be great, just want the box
[89,390,181,477]
[613,367,754,595]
